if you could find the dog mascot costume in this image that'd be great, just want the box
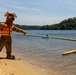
[0,12,27,59]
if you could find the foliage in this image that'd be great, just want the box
[15,24,40,30]
[14,17,76,30]
[40,17,76,30]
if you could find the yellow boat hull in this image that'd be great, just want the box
[62,50,76,55]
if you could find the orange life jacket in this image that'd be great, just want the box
[1,23,14,36]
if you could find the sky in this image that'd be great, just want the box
[0,0,76,26]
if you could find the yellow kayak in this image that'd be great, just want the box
[62,50,76,55]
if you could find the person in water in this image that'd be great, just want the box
[0,12,27,59]
[42,34,49,39]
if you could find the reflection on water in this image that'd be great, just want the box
[12,30,76,75]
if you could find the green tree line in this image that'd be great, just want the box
[40,17,76,30]
[1,17,76,30]
[14,24,40,30]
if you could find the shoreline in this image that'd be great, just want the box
[0,52,49,75]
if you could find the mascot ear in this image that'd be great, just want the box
[13,13,17,18]
[4,12,9,17]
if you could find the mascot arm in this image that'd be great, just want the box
[13,26,27,35]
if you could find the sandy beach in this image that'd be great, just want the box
[0,52,48,75]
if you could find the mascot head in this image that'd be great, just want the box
[4,12,17,22]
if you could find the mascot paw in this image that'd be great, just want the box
[6,55,15,60]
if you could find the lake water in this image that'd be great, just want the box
[12,30,76,75]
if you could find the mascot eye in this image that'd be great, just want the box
[9,14,13,16]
